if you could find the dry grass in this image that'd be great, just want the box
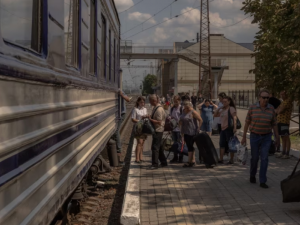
[290,135,300,150]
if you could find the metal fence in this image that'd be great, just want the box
[228,90,257,108]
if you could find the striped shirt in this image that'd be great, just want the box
[246,103,276,134]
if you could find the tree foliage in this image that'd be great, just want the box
[242,0,300,100]
[142,74,157,95]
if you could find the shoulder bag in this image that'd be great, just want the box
[228,107,242,130]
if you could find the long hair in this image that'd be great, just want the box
[135,96,145,108]
[223,96,236,109]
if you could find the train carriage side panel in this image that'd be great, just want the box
[0,0,121,224]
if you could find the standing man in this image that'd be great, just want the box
[241,90,279,189]
[148,94,167,169]
[191,92,198,110]
[115,90,131,154]
[276,91,293,159]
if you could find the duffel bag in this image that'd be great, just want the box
[170,142,188,156]
[281,158,300,203]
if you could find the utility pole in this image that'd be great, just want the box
[199,0,212,98]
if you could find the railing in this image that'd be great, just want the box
[120,45,174,54]
[228,90,257,108]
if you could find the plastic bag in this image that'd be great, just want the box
[212,118,219,130]
[142,118,155,135]
[228,136,240,153]
[236,145,248,165]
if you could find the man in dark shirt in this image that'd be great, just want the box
[185,93,190,101]
[191,92,197,110]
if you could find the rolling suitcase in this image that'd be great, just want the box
[194,132,218,167]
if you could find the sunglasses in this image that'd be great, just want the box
[260,96,270,100]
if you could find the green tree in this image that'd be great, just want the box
[142,74,157,95]
[242,0,300,100]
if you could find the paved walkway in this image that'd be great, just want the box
[139,135,300,225]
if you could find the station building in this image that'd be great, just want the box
[158,34,255,99]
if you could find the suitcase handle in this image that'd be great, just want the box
[290,158,300,177]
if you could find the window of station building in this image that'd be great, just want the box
[0,0,42,52]
[64,0,79,67]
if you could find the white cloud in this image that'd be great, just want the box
[114,0,134,12]
[128,12,156,24]
[130,5,258,44]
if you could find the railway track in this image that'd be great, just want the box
[51,96,138,225]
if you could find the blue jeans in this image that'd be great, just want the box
[250,133,272,183]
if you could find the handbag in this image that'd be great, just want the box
[228,108,242,130]
[281,158,300,203]
[164,116,178,131]
[142,118,155,135]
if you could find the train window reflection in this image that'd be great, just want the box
[64,0,79,67]
[0,0,41,52]
[89,0,95,74]
[101,16,106,79]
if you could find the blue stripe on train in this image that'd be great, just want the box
[0,108,117,187]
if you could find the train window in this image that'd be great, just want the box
[101,16,106,79]
[89,0,96,74]
[109,30,111,81]
[0,0,42,52]
[64,0,79,67]
[113,39,116,83]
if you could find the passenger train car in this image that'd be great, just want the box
[0,0,121,224]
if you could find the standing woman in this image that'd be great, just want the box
[131,97,148,163]
[170,95,183,163]
[214,96,237,164]
[179,101,203,167]
[215,92,226,133]
[198,99,218,136]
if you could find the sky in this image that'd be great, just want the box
[115,0,259,90]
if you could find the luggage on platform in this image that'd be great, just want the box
[169,142,188,156]
[281,158,300,203]
[194,132,218,166]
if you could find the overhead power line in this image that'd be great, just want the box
[212,16,251,28]
[125,5,202,40]
[119,0,145,14]
[121,0,178,36]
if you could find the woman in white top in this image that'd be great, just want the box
[131,96,148,163]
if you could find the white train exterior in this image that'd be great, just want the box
[0,0,121,224]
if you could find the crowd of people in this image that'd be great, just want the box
[129,89,294,188]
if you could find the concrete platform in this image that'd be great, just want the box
[139,135,300,225]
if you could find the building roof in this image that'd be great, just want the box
[237,43,254,51]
